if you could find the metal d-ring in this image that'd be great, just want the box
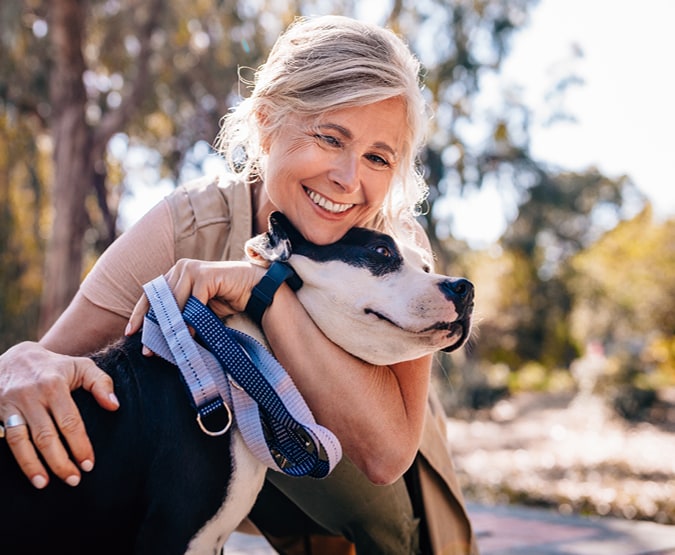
[196,400,233,437]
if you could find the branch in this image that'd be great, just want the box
[93,0,163,152]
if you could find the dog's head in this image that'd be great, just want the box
[245,212,474,366]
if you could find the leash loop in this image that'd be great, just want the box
[141,275,342,478]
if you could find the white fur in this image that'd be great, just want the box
[185,431,266,554]
[290,259,464,365]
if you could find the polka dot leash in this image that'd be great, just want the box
[142,275,342,478]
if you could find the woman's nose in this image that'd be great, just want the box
[328,153,360,193]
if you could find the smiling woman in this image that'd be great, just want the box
[0,14,477,555]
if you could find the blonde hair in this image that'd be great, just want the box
[216,15,430,239]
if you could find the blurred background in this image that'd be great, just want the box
[1,0,673,527]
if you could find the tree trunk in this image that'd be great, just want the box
[39,0,93,335]
[38,0,161,336]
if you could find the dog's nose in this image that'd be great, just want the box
[439,278,474,307]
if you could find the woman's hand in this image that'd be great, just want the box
[0,341,118,489]
[126,259,267,336]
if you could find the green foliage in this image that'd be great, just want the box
[1,0,540,340]
[569,206,675,385]
[0,112,50,349]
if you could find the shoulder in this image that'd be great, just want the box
[165,172,253,261]
[166,173,240,229]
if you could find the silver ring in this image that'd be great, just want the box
[5,414,27,428]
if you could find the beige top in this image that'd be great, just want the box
[80,173,253,317]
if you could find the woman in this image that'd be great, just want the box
[0,15,477,554]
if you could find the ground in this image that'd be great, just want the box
[445,390,675,525]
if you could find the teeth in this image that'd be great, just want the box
[306,188,353,214]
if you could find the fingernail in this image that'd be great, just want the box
[31,475,48,489]
[142,346,151,356]
[124,322,132,336]
[109,392,119,407]
[66,474,81,487]
[81,459,94,472]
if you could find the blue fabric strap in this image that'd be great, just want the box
[141,275,342,478]
[245,261,303,327]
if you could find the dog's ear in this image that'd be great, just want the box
[244,211,294,264]
[268,212,304,244]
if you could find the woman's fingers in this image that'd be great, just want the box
[77,358,119,410]
[4,392,88,489]
[126,259,267,335]
[3,414,51,488]
[0,343,117,488]
[16,398,88,487]
[126,294,150,336]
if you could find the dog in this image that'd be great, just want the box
[0,212,473,555]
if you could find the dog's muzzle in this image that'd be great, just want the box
[439,278,474,312]
[439,278,474,352]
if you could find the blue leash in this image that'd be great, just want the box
[141,275,342,479]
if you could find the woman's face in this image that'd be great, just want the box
[261,97,408,245]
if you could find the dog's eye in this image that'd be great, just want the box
[374,245,392,257]
[422,264,431,273]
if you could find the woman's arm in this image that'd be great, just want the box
[126,255,429,484]
[126,221,436,485]
[262,283,431,485]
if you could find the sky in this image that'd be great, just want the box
[449,0,675,246]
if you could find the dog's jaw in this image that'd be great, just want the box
[363,308,471,354]
[289,258,472,366]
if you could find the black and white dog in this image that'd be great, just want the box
[1,212,473,555]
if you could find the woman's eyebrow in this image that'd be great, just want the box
[317,123,398,158]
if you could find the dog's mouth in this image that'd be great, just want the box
[364,308,472,352]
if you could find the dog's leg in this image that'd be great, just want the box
[184,431,267,554]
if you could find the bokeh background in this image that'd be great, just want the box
[1,0,673,526]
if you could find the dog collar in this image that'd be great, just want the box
[245,261,303,327]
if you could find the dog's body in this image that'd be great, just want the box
[1,213,473,555]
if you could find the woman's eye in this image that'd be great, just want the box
[366,153,390,167]
[316,134,341,147]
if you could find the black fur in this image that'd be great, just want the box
[0,212,473,554]
[0,334,233,555]
[269,212,404,276]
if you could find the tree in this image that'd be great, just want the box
[0,109,49,351]
[570,206,675,377]
[459,168,645,374]
[1,0,540,339]
[2,0,272,334]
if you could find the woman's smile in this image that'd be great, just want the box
[304,187,355,215]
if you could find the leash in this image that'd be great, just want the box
[141,274,342,478]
